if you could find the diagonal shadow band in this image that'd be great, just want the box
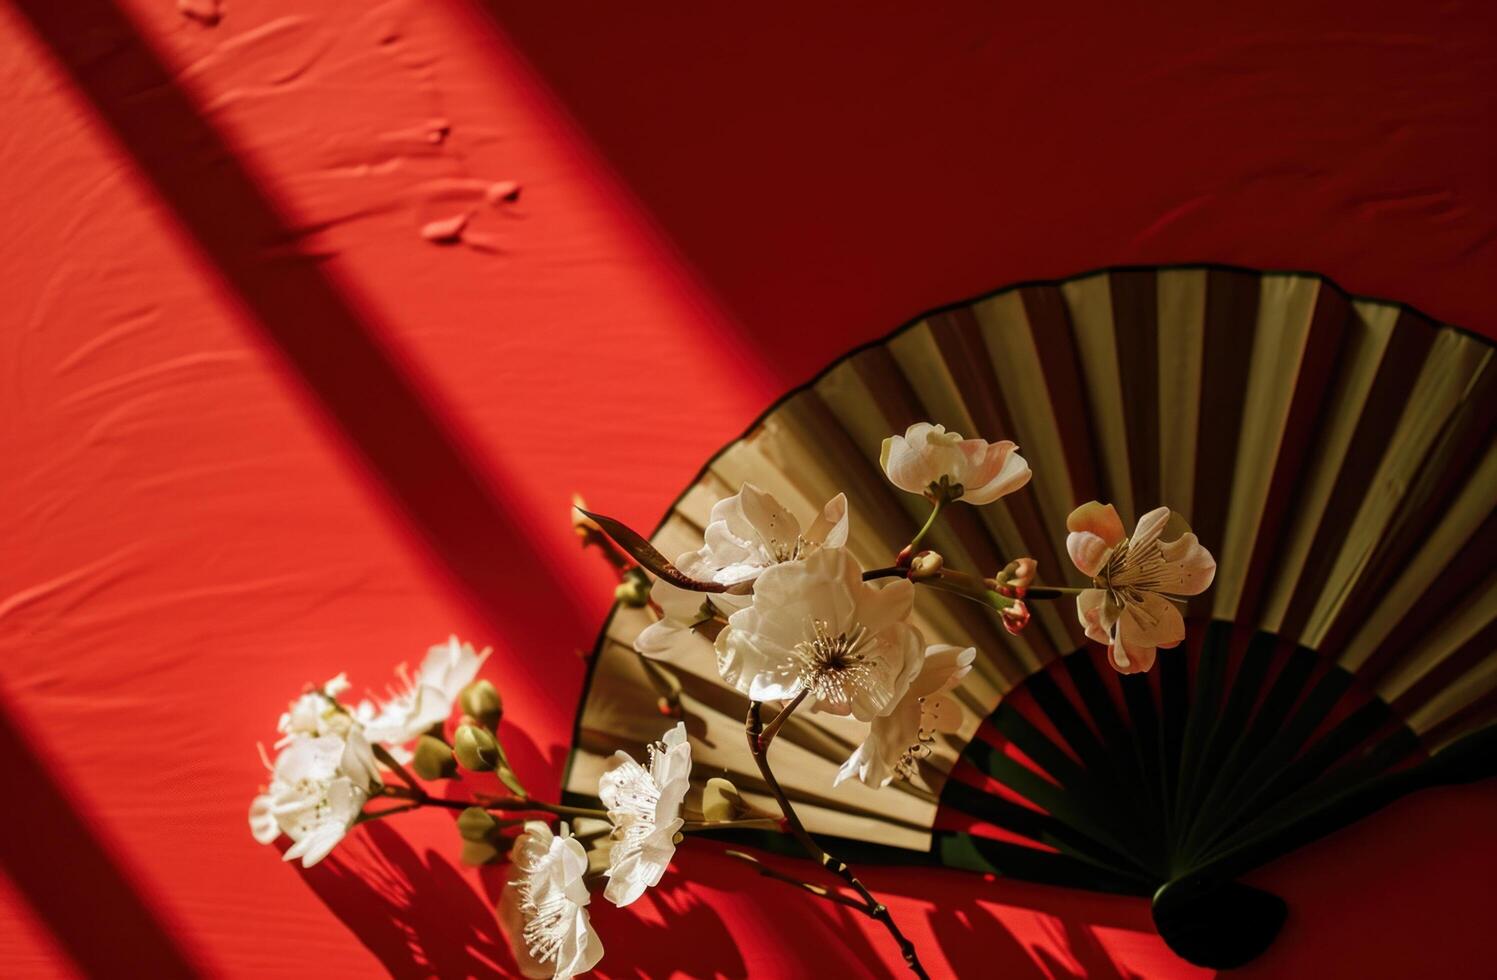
[7,0,594,969]
[0,690,200,978]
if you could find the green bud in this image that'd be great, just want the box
[496,759,527,798]
[702,777,744,822]
[453,724,500,772]
[460,839,500,866]
[456,805,497,842]
[459,679,503,729]
[614,568,652,608]
[411,734,457,780]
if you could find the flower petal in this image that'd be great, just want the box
[248,794,280,844]
[908,644,977,700]
[1066,530,1112,577]
[1066,501,1126,547]
[847,622,924,722]
[737,482,802,556]
[837,696,921,788]
[1158,532,1217,596]
[1129,506,1172,550]
[1075,588,1114,646]
[714,623,803,702]
[806,492,850,549]
[960,441,1032,504]
[880,434,923,494]
[1119,590,1185,650]
[1109,637,1157,675]
[853,577,914,636]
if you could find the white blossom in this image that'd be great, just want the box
[880,422,1030,504]
[598,722,692,907]
[357,636,490,751]
[635,484,848,658]
[249,727,381,867]
[633,579,718,660]
[1066,502,1216,674]
[714,547,924,720]
[276,674,354,746]
[836,645,975,788]
[500,822,603,979]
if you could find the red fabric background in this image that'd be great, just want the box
[1,0,1493,976]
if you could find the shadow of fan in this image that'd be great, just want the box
[928,896,1151,980]
[294,822,514,979]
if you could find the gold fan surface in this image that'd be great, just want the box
[565,265,1496,855]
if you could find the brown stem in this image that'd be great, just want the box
[472,795,609,821]
[379,784,608,821]
[356,801,422,824]
[681,818,783,832]
[759,690,808,747]
[1023,584,1082,599]
[746,702,929,978]
[723,850,868,911]
[372,743,421,790]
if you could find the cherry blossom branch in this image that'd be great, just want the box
[722,850,869,911]
[682,818,783,832]
[356,801,423,823]
[379,783,609,821]
[1023,585,1083,598]
[897,495,947,566]
[760,690,809,745]
[372,742,422,790]
[914,566,1012,610]
[746,700,930,979]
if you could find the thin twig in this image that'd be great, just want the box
[356,802,423,824]
[681,818,783,832]
[373,783,609,821]
[759,690,809,747]
[746,701,929,978]
[372,743,421,790]
[723,850,868,911]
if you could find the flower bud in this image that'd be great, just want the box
[1000,599,1032,636]
[702,777,744,822]
[909,551,944,581]
[496,759,527,798]
[614,569,652,608]
[453,724,500,772]
[456,805,498,842]
[995,556,1037,597]
[460,839,500,866]
[411,734,458,780]
[459,679,503,729]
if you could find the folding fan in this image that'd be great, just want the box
[563,266,1497,968]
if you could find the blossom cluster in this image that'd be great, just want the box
[249,638,489,866]
[250,420,1216,979]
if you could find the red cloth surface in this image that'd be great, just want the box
[1,0,1494,976]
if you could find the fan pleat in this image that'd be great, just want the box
[1277,311,1437,640]
[563,265,1496,898]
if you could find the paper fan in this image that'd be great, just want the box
[563,266,1497,967]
